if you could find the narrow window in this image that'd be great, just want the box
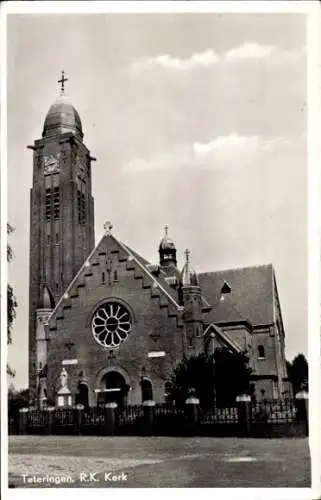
[45,188,51,221]
[258,345,265,359]
[47,234,50,244]
[55,283,59,294]
[77,190,86,224]
[53,187,60,220]
[55,233,59,244]
[114,270,118,282]
[101,272,105,283]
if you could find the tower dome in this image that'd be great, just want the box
[159,225,176,251]
[42,94,83,139]
[181,249,199,287]
[159,226,177,267]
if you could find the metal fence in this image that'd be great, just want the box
[200,406,239,424]
[118,405,144,426]
[251,399,296,424]
[16,398,307,438]
[28,410,48,428]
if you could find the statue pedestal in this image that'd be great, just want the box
[56,386,72,408]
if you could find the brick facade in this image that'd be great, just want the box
[29,93,289,407]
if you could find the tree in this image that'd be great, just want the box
[213,347,252,407]
[8,387,30,422]
[7,223,18,376]
[168,352,215,409]
[168,347,252,409]
[287,353,308,395]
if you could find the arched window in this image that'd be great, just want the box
[258,345,265,359]
[75,382,89,408]
[141,378,153,402]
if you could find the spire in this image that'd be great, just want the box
[181,248,199,286]
[58,70,68,96]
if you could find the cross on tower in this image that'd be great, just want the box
[58,70,68,95]
[164,225,169,237]
[185,248,190,262]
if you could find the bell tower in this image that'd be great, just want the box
[28,72,95,398]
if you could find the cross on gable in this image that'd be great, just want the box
[104,221,113,233]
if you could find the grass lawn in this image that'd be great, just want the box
[8,435,310,488]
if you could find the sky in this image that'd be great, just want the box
[7,12,307,389]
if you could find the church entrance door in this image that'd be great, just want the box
[99,371,129,409]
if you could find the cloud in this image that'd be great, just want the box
[131,49,220,72]
[123,134,292,172]
[130,43,304,73]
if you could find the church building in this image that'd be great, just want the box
[28,75,289,408]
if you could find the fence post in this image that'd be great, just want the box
[18,408,29,435]
[75,404,84,435]
[185,396,200,435]
[142,400,156,435]
[104,402,118,435]
[295,390,308,436]
[236,394,252,436]
[46,406,55,434]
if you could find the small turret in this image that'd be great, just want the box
[159,226,177,268]
[181,248,199,287]
[36,284,54,408]
[181,249,203,353]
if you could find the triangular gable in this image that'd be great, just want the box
[203,323,243,354]
[49,230,182,324]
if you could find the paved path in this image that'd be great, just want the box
[8,435,310,488]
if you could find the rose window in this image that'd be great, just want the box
[92,302,132,348]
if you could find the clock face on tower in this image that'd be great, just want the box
[44,154,60,175]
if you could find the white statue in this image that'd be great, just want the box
[60,367,68,389]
